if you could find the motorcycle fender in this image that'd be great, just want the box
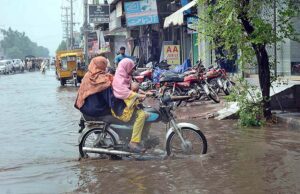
[223,79,228,90]
[217,78,223,88]
[203,84,210,95]
[165,122,201,141]
[78,126,120,145]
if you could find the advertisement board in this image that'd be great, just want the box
[89,4,110,24]
[164,45,181,65]
[124,0,159,27]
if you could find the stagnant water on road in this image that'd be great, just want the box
[0,71,299,193]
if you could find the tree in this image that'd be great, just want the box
[0,28,49,58]
[56,40,67,52]
[198,0,300,119]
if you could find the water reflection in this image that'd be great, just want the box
[0,71,299,193]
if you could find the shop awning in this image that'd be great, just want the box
[163,0,197,28]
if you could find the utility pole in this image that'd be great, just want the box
[83,0,89,65]
[70,0,74,50]
[61,6,70,49]
[273,0,277,77]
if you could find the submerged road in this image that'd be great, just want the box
[0,71,299,193]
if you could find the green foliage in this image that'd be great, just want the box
[56,40,67,52]
[198,0,299,67]
[225,78,265,127]
[198,0,300,119]
[0,28,49,58]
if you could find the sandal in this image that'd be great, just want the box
[128,142,146,153]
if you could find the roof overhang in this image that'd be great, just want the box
[163,0,197,28]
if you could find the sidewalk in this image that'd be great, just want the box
[274,111,300,130]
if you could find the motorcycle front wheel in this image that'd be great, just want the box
[166,127,207,157]
[207,85,220,103]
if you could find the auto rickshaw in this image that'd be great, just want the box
[55,49,87,86]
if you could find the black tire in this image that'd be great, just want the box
[79,128,117,159]
[60,79,65,86]
[77,77,82,83]
[223,80,232,95]
[208,86,220,103]
[166,127,207,156]
[74,79,78,87]
[162,86,182,107]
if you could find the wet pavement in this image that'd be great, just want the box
[0,70,299,194]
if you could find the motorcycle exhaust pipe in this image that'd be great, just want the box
[82,147,132,156]
[170,95,191,101]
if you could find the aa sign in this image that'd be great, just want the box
[164,45,180,65]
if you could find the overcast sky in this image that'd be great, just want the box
[0,0,83,56]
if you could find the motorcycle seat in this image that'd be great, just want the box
[160,72,185,82]
[82,114,129,125]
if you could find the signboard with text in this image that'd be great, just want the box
[164,45,180,65]
[89,4,110,24]
[124,0,159,27]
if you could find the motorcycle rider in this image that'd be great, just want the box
[112,58,148,153]
[75,56,114,117]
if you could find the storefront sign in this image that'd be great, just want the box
[164,45,180,65]
[124,0,159,27]
[89,4,110,24]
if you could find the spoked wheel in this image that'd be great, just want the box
[166,127,207,157]
[162,86,182,107]
[79,128,116,159]
[223,79,233,95]
[207,85,220,103]
[209,79,221,94]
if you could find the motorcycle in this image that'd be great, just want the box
[159,61,220,106]
[205,64,233,95]
[78,94,208,159]
[133,61,171,91]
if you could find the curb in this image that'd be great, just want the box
[275,113,300,130]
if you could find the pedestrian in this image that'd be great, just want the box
[114,46,131,67]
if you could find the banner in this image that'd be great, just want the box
[164,45,180,65]
[124,0,159,27]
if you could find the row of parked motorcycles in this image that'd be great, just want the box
[133,60,234,107]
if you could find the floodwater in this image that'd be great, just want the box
[0,71,299,194]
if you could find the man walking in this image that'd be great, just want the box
[114,47,131,67]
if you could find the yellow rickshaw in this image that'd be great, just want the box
[55,49,87,86]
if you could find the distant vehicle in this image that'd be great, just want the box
[12,59,25,72]
[0,61,9,74]
[55,49,87,86]
[0,60,14,74]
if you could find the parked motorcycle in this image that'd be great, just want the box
[205,64,233,95]
[159,61,220,106]
[78,94,208,159]
[133,61,172,91]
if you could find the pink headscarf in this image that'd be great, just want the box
[112,58,135,99]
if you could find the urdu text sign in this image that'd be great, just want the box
[124,0,159,27]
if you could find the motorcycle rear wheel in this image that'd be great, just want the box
[79,128,117,159]
[166,127,207,157]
